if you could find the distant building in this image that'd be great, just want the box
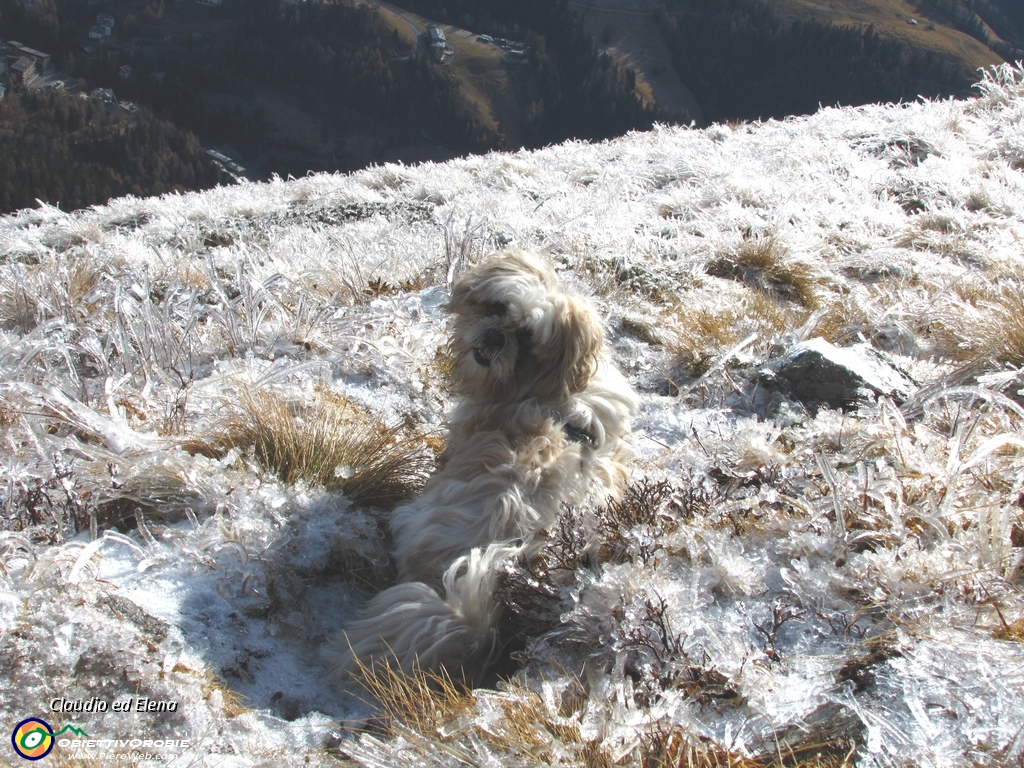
[11,57,36,85]
[7,41,51,75]
[0,84,7,101]
[89,14,114,41]
[427,26,447,61]
[91,87,116,103]
[0,41,7,78]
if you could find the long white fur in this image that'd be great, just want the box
[327,251,638,683]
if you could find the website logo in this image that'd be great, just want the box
[11,717,54,761]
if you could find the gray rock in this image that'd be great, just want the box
[767,337,914,412]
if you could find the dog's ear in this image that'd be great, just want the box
[533,294,604,400]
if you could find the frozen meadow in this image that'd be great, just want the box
[2,64,1024,766]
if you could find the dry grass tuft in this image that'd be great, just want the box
[706,236,822,310]
[979,283,1024,367]
[804,295,874,347]
[186,387,435,506]
[350,656,476,736]
[994,616,1024,642]
[665,290,808,377]
[992,598,1024,641]
[363,275,429,299]
[349,665,615,765]
[926,279,1024,368]
[641,727,761,768]
[0,251,117,332]
[641,723,856,767]
[489,681,615,766]
[300,265,431,306]
[348,662,859,768]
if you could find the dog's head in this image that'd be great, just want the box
[446,251,604,404]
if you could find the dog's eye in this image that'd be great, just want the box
[484,302,507,318]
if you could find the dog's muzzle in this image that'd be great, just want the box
[473,329,506,367]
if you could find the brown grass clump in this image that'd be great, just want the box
[641,727,761,768]
[346,658,859,768]
[804,295,874,347]
[925,279,1024,368]
[489,685,622,768]
[665,289,808,377]
[350,657,477,736]
[993,615,1024,642]
[299,267,430,306]
[641,723,856,767]
[349,663,617,765]
[186,387,435,506]
[991,597,1024,642]
[706,236,822,310]
[979,283,1024,367]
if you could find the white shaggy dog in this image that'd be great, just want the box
[329,251,638,682]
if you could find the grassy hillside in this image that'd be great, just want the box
[774,0,1007,69]
[1,63,1023,767]
[444,28,527,147]
[368,2,530,148]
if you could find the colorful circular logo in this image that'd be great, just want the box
[11,718,54,761]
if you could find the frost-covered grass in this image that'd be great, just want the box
[2,64,1024,767]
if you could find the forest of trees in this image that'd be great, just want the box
[0,0,499,195]
[656,0,984,124]
[915,0,1022,59]
[69,0,497,170]
[380,0,674,142]
[987,0,1024,38]
[0,90,220,214]
[179,1,487,153]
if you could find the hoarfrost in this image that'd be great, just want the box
[2,63,1024,766]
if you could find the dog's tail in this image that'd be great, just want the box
[328,544,515,683]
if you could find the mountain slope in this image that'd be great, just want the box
[1,65,1023,767]
[570,0,1013,124]
[771,0,1012,66]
